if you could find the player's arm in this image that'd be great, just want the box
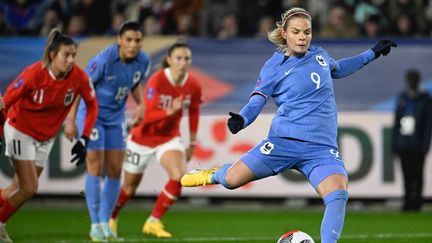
[64,94,81,141]
[79,78,98,139]
[142,78,180,124]
[129,82,145,127]
[331,40,397,79]
[227,94,267,134]
[228,67,273,134]
[186,84,202,161]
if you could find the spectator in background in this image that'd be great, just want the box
[255,16,274,38]
[106,12,125,36]
[320,5,359,38]
[392,69,432,212]
[2,0,38,34]
[392,13,417,37]
[142,15,162,36]
[217,13,238,39]
[66,14,86,37]
[362,14,385,38]
[0,7,15,35]
[38,8,63,36]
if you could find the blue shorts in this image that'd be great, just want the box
[240,137,348,189]
[77,119,127,151]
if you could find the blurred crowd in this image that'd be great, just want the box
[1,0,432,39]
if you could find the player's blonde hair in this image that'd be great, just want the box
[268,7,312,52]
[43,28,76,68]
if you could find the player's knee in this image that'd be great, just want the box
[122,185,136,197]
[222,174,241,190]
[21,183,38,199]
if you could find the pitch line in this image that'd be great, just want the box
[31,232,432,242]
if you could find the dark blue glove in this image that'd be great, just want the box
[227,112,245,134]
[372,40,397,58]
[71,136,89,166]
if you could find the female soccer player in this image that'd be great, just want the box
[64,21,151,241]
[108,41,202,238]
[181,7,396,243]
[0,28,98,242]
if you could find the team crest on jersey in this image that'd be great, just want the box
[260,142,274,155]
[133,71,142,83]
[14,77,24,89]
[316,55,327,67]
[64,89,74,106]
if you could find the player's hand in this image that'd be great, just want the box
[186,143,196,162]
[0,96,5,110]
[372,40,397,58]
[227,112,245,134]
[167,96,183,116]
[64,120,77,141]
[71,136,89,166]
[130,103,144,127]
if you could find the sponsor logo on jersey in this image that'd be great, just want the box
[260,141,274,155]
[316,55,327,67]
[64,89,74,106]
[284,67,294,75]
[14,77,24,89]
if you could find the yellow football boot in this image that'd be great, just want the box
[142,219,172,238]
[180,167,219,187]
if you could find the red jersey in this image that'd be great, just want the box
[131,68,202,147]
[2,61,98,141]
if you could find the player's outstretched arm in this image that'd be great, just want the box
[371,40,397,58]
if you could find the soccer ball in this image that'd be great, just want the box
[277,230,315,243]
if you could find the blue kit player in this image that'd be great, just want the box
[65,21,150,241]
[181,7,396,243]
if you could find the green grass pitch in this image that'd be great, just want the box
[6,207,432,242]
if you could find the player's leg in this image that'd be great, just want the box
[109,171,143,236]
[182,139,278,189]
[0,159,40,243]
[99,123,127,234]
[112,138,153,236]
[308,163,348,243]
[143,138,186,238]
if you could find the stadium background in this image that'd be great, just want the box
[1,1,432,242]
[1,36,432,200]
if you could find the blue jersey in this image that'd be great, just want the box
[78,44,151,125]
[246,45,375,147]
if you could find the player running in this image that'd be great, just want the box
[181,7,396,243]
[109,41,202,238]
[64,21,150,241]
[0,29,98,243]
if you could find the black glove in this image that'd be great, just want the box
[227,112,245,134]
[371,40,397,58]
[71,136,89,166]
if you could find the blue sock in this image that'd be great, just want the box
[99,176,120,223]
[85,174,101,224]
[321,190,348,243]
[211,163,232,189]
